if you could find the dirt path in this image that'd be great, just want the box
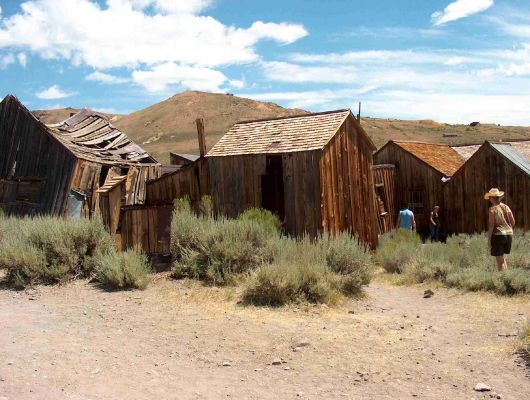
[0,277,528,400]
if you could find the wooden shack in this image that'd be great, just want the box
[0,95,160,221]
[374,141,465,234]
[169,152,200,167]
[372,164,397,235]
[443,140,530,234]
[206,110,378,247]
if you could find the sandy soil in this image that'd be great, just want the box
[1,276,529,400]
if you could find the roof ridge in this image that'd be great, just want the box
[234,109,350,125]
[393,140,452,147]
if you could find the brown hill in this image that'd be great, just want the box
[32,91,530,164]
[111,91,307,162]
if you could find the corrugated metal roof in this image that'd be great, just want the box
[451,144,481,161]
[393,141,465,177]
[490,143,530,177]
[207,110,354,157]
[46,109,158,165]
[508,141,530,161]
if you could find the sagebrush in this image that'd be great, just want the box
[375,229,530,295]
[171,200,373,304]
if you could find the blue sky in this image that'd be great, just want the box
[1,0,530,125]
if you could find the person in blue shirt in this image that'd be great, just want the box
[397,204,416,231]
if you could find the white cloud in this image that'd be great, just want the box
[432,0,494,26]
[35,85,75,99]
[132,62,231,92]
[0,0,307,69]
[86,71,129,84]
[17,52,27,67]
[263,61,357,83]
[130,0,212,14]
[0,53,15,69]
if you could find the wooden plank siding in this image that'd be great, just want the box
[0,95,77,216]
[372,165,397,235]
[120,205,173,254]
[146,159,208,208]
[443,143,530,234]
[374,144,446,235]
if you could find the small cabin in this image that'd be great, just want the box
[374,141,465,234]
[444,140,530,234]
[206,110,378,247]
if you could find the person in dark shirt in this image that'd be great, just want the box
[429,205,441,242]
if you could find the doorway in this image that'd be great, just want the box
[261,156,285,222]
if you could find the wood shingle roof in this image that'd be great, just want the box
[392,141,465,177]
[207,109,354,157]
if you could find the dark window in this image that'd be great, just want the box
[375,184,387,215]
[408,190,424,216]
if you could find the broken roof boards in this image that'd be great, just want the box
[208,109,378,248]
[0,95,160,219]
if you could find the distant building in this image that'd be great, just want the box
[374,141,465,234]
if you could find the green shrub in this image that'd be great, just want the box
[238,208,281,234]
[374,229,421,273]
[325,232,372,291]
[95,250,151,290]
[171,199,274,285]
[243,235,372,305]
[0,216,114,288]
[243,262,342,306]
[378,230,530,295]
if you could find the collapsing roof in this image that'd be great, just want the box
[46,108,158,165]
[207,109,374,157]
[390,141,465,177]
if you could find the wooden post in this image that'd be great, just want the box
[196,118,207,158]
[357,102,361,121]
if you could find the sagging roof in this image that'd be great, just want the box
[490,142,530,177]
[391,141,465,177]
[207,109,372,157]
[451,144,481,161]
[47,109,158,165]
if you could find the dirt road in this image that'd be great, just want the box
[1,276,529,399]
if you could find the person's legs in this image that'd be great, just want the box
[495,256,506,272]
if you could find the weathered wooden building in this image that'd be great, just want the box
[443,140,530,234]
[0,95,160,219]
[374,141,465,234]
[206,110,378,247]
[372,164,397,235]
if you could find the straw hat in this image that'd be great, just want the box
[484,188,504,200]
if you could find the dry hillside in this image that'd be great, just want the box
[32,91,530,164]
[111,91,307,162]
[32,108,119,125]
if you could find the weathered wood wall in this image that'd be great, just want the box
[0,95,77,216]
[120,204,173,254]
[320,115,377,247]
[208,154,266,218]
[374,144,445,234]
[444,144,530,234]
[146,159,208,206]
[373,165,397,235]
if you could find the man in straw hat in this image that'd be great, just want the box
[485,188,516,271]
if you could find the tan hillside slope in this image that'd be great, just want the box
[32,92,529,164]
[112,91,308,162]
[32,108,119,125]
[362,117,530,149]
